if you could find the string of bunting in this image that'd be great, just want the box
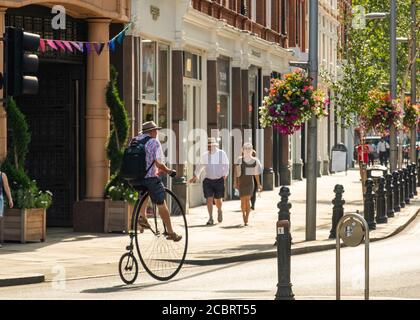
[38,22,133,55]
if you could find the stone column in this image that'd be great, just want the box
[0,8,6,161]
[123,35,136,139]
[85,18,111,200]
[322,117,330,175]
[241,69,249,133]
[207,59,218,136]
[279,134,292,185]
[74,19,111,232]
[262,74,274,190]
[292,131,303,180]
[172,50,187,212]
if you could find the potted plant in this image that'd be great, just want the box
[0,98,53,243]
[103,65,132,233]
[259,69,329,135]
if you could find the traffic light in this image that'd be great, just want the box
[5,26,40,97]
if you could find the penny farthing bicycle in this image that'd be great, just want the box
[118,175,188,284]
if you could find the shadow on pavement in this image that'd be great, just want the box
[80,261,247,294]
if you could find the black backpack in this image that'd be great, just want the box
[121,136,154,181]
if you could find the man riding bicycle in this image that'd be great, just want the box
[131,121,182,242]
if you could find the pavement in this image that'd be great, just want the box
[0,168,418,288]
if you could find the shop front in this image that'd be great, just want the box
[0,1,130,230]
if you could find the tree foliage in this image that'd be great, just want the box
[106,65,130,175]
[322,0,419,128]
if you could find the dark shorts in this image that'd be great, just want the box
[203,178,225,199]
[133,177,165,205]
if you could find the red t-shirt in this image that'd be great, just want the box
[357,144,369,164]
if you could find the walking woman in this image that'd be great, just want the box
[0,169,14,247]
[234,143,263,226]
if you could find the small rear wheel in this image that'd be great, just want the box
[119,252,138,285]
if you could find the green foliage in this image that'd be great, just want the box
[106,65,130,175]
[322,0,418,128]
[5,97,31,170]
[105,174,138,204]
[1,99,53,210]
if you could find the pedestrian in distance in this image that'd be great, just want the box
[234,143,263,226]
[377,137,390,167]
[368,141,376,167]
[250,149,261,211]
[189,137,229,226]
[0,169,14,248]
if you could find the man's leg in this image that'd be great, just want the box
[206,197,214,223]
[157,202,174,234]
[250,177,257,210]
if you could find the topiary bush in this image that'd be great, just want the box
[0,98,53,209]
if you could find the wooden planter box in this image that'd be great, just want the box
[1,208,46,243]
[104,200,133,233]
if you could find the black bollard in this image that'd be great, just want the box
[393,171,401,213]
[399,169,406,208]
[408,164,414,198]
[403,168,410,204]
[385,173,395,218]
[418,159,420,187]
[411,163,418,196]
[364,179,376,230]
[275,186,294,300]
[375,176,388,224]
[329,185,345,239]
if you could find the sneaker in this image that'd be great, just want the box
[206,218,214,226]
[217,209,223,223]
[166,232,182,242]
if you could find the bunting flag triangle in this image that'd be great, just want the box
[70,41,82,52]
[108,39,116,53]
[117,30,126,45]
[54,40,66,51]
[63,41,73,52]
[78,42,85,53]
[93,42,105,55]
[85,42,92,53]
[39,39,46,53]
[47,39,58,50]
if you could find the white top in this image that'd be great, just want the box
[377,141,389,153]
[194,148,230,180]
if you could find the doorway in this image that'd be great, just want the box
[17,62,85,227]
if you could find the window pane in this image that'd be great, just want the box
[142,41,156,101]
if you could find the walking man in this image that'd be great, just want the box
[189,137,229,225]
[377,137,390,167]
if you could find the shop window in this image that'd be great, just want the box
[183,52,201,80]
[142,40,157,101]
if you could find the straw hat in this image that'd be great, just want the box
[140,121,162,133]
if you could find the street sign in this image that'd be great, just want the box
[336,213,370,300]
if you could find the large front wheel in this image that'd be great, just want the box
[134,189,188,281]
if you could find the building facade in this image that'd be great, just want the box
[127,0,312,210]
[0,0,130,228]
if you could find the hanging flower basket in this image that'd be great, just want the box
[259,69,329,135]
[360,90,402,134]
[402,97,420,131]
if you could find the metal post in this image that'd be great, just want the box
[364,179,376,230]
[399,169,406,208]
[329,185,345,239]
[393,171,401,212]
[385,173,395,218]
[404,168,411,204]
[409,0,417,163]
[389,0,398,172]
[375,176,388,224]
[411,163,418,195]
[408,164,414,199]
[306,0,319,241]
[275,187,295,300]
